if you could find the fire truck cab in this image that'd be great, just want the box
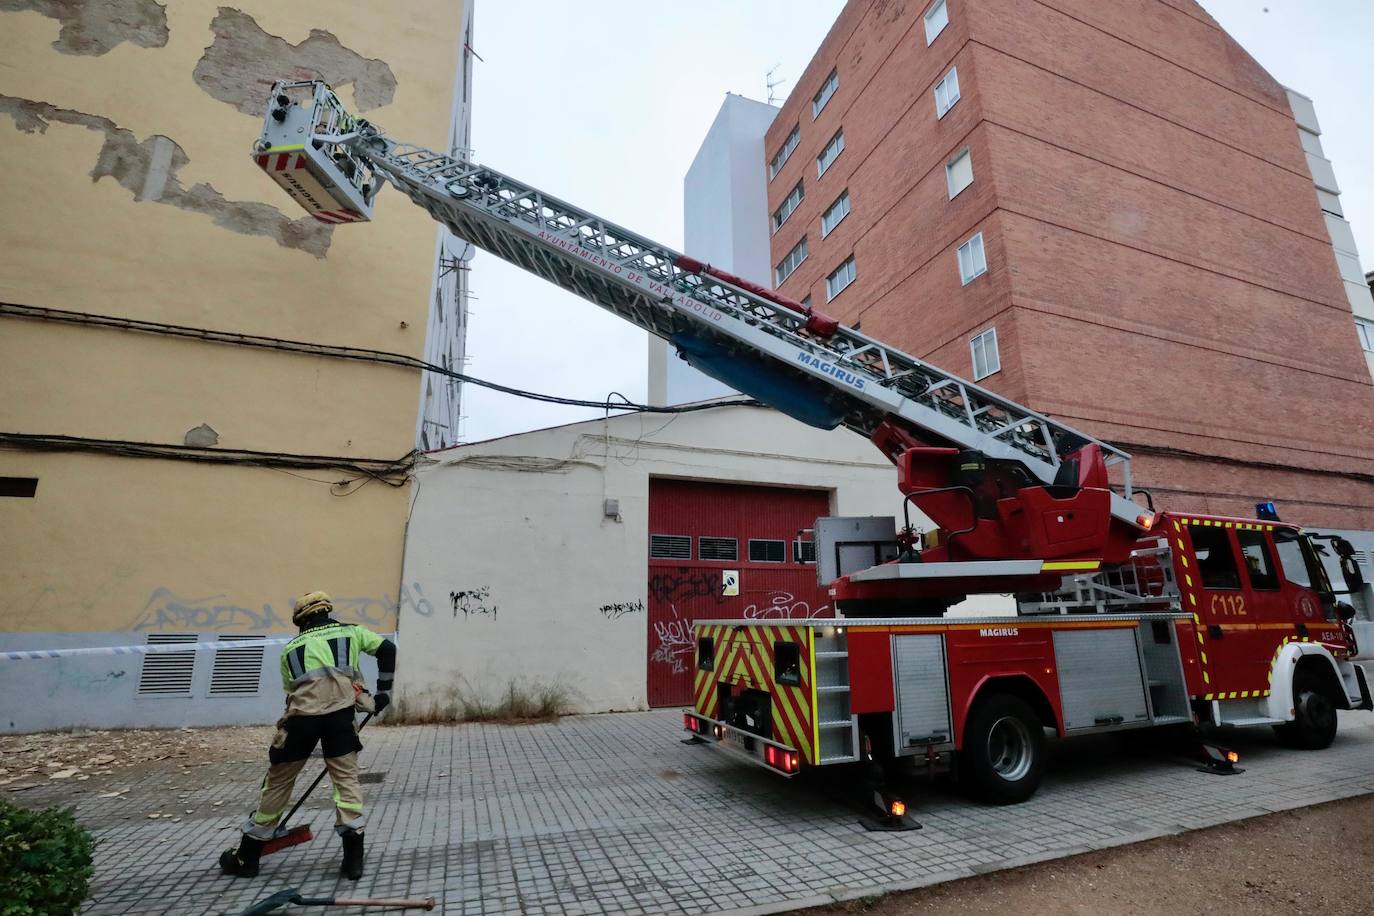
[685,512,1372,804]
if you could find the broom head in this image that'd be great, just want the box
[261,823,313,856]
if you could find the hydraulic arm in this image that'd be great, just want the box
[252,80,1151,570]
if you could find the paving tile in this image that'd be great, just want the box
[24,708,1373,914]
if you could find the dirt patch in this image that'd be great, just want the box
[794,793,1374,916]
[0,725,272,792]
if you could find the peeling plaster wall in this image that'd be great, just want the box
[0,0,170,56]
[0,0,466,731]
[194,7,397,116]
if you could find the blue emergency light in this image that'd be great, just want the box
[1255,501,1281,521]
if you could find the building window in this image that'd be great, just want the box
[749,539,786,563]
[1357,317,1374,352]
[817,129,845,177]
[794,539,817,563]
[957,232,987,284]
[934,66,960,118]
[812,69,839,119]
[650,534,691,559]
[820,191,851,237]
[0,477,38,498]
[772,180,804,233]
[970,327,999,380]
[826,256,857,301]
[770,126,800,179]
[775,237,809,285]
[946,148,973,199]
[924,0,949,45]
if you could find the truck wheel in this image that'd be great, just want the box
[962,693,1047,804]
[1274,670,1338,750]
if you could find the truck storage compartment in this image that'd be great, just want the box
[1053,628,1150,729]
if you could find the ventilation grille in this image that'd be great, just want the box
[650,534,691,560]
[700,537,739,561]
[137,634,198,696]
[209,635,266,696]
[1355,550,1372,571]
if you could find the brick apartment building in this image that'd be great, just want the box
[734,0,1374,532]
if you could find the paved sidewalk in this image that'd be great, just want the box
[20,709,1374,914]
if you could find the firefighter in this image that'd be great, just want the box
[219,591,396,880]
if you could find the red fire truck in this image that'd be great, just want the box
[686,512,1370,804]
[253,81,1372,808]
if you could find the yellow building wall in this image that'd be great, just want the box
[0,452,433,635]
[0,1,464,637]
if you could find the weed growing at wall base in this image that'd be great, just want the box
[391,676,580,724]
[0,800,94,915]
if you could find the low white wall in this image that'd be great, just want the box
[396,404,916,715]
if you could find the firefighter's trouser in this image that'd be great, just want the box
[242,708,365,839]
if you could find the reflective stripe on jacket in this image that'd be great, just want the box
[279,623,386,717]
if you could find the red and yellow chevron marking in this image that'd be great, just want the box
[692,623,817,764]
[1172,520,1213,691]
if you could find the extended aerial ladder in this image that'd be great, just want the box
[254,80,1154,601]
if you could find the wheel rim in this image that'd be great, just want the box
[986,715,1033,782]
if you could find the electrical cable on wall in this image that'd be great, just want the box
[0,302,764,415]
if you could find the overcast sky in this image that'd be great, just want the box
[456,0,1374,443]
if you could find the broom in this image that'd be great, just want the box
[260,711,374,856]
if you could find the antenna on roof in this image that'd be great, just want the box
[766,65,786,106]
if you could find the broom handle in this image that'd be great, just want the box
[278,711,374,830]
[301,897,435,909]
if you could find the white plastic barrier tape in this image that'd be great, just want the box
[1,637,295,661]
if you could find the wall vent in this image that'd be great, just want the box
[209,635,266,696]
[650,534,691,559]
[137,634,198,696]
[700,537,739,562]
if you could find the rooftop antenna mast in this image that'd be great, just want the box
[766,65,786,106]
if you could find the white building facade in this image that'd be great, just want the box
[396,404,913,715]
[649,93,777,407]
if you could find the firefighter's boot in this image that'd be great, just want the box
[339,827,365,880]
[218,836,264,878]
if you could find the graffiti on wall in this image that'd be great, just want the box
[450,586,496,619]
[650,604,694,674]
[648,568,724,604]
[129,584,435,632]
[742,591,829,621]
[599,600,644,620]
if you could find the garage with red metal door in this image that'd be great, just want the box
[647,478,834,707]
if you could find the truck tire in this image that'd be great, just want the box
[962,693,1047,804]
[1274,669,1338,750]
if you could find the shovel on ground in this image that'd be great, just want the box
[237,887,435,915]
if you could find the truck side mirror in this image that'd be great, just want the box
[1333,537,1366,591]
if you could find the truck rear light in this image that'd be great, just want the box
[712,724,725,739]
[763,745,799,773]
[682,713,697,733]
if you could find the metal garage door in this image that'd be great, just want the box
[647,478,832,707]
